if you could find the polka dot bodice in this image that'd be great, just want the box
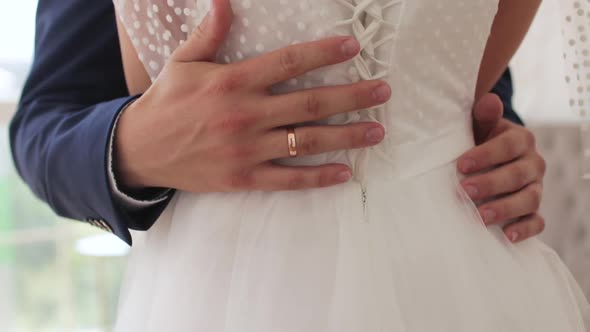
[560,0,590,177]
[114,0,499,147]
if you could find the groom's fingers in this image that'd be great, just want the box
[476,182,543,226]
[471,93,503,144]
[173,0,234,62]
[458,122,536,174]
[245,163,353,191]
[460,153,544,201]
[238,36,360,88]
[259,122,384,160]
[503,213,546,243]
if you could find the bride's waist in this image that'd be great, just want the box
[277,114,474,180]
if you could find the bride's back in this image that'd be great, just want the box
[112,2,590,332]
[115,0,500,147]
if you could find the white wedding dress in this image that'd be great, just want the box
[113,0,590,331]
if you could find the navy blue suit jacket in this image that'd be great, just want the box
[9,0,523,245]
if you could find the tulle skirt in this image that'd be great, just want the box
[114,120,590,331]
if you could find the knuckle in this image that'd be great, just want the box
[227,169,255,190]
[494,202,508,220]
[502,135,520,158]
[351,84,368,109]
[472,177,492,198]
[528,184,543,209]
[298,131,321,155]
[524,130,537,148]
[206,69,247,94]
[468,144,492,165]
[214,111,256,133]
[286,173,307,190]
[191,23,208,43]
[484,202,504,222]
[224,143,255,162]
[467,148,488,168]
[352,126,368,148]
[303,92,322,117]
[537,155,547,176]
[317,171,333,187]
[278,48,301,76]
[537,215,546,233]
[511,164,529,187]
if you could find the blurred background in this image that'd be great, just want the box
[0,0,588,331]
[0,2,129,331]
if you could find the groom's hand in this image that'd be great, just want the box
[113,0,391,193]
[458,94,546,243]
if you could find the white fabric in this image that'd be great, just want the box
[108,100,170,209]
[531,124,590,299]
[113,0,590,331]
[558,0,590,177]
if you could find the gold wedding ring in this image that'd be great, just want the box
[287,127,298,157]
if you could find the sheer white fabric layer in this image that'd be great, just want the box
[113,0,590,331]
[559,0,590,178]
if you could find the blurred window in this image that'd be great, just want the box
[511,0,577,124]
[0,2,128,331]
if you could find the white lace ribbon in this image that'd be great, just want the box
[332,0,403,218]
[558,0,590,178]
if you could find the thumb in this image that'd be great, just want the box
[173,0,233,62]
[472,93,503,144]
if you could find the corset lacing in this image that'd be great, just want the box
[332,0,403,219]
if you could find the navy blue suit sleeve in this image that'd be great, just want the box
[9,0,170,245]
[493,69,524,126]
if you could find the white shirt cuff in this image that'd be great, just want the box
[107,100,170,209]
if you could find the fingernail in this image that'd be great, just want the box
[510,231,519,243]
[481,209,496,224]
[461,159,476,173]
[366,127,385,144]
[341,38,360,56]
[372,84,391,102]
[463,185,478,199]
[336,170,352,182]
